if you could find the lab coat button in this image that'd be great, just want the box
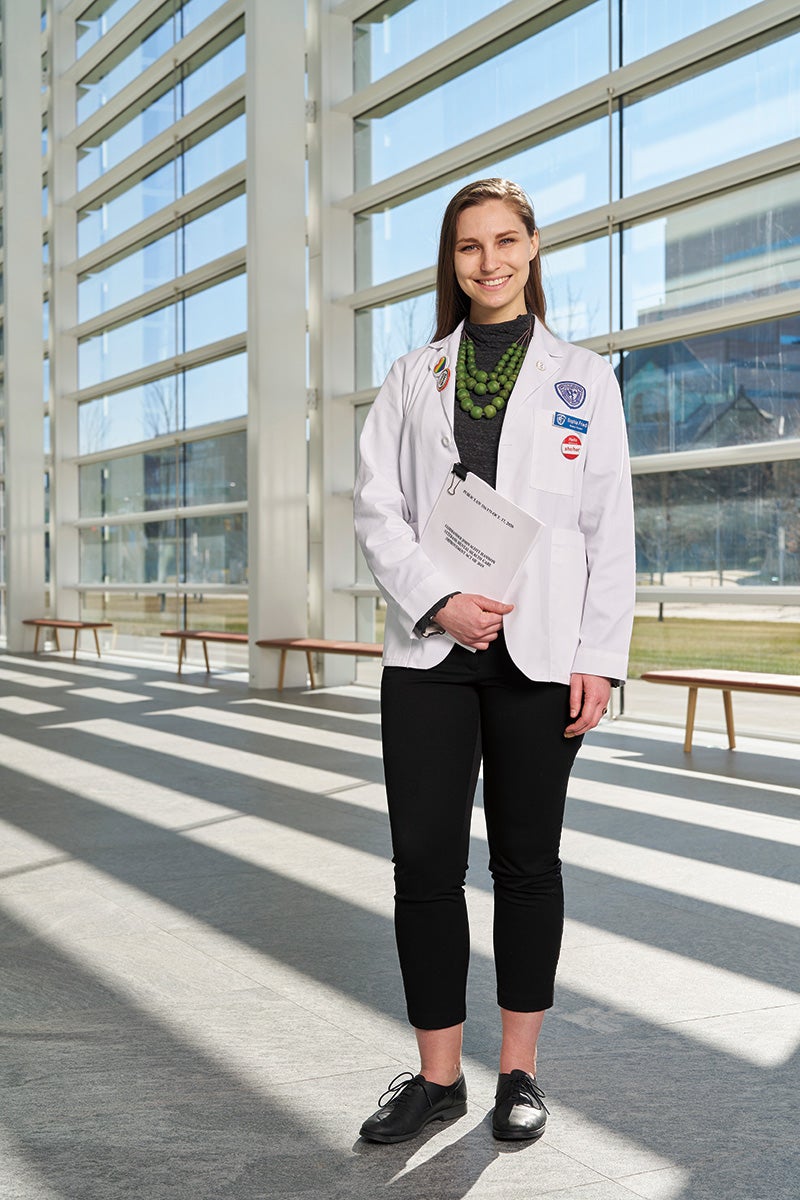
[441,436,451,447]
[536,360,545,371]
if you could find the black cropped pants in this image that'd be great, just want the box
[380,633,582,1030]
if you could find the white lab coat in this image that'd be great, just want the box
[354,318,635,683]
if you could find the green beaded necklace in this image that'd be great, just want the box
[455,319,533,420]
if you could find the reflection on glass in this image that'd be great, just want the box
[78,273,245,389]
[181,432,246,505]
[76,0,139,58]
[80,448,178,517]
[79,302,177,388]
[81,514,248,586]
[622,172,800,328]
[356,290,436,389]
[78,431,245,517]
[184,272,247,352]
[78,0,227,123]
[79,375,178,453]
[78,191,245,322]
[623,316,800,457]
[355,2,607,188]
[78,352,246,454]
[634,460,800,587]
[542,235,611,342]
[185,513,247,584]
[622,1,754,63]
[78,111,245,255]
[183,351,247,428]
[354,0,500,87]
[80,519,178,584]
[623,32,800,195]
[77,29,244,189]
[355,118,609,289]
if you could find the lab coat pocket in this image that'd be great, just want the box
[549,527,588,672]
[531,409,583,496]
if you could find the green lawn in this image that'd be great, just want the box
[629,617,800,677]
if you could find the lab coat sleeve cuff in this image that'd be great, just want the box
[397,571,459,639]
[571,646,629,681]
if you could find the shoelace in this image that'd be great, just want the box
[498,1074,550,1114]
[378,1071,429,1110]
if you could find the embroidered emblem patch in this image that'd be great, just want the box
[555,380,586,409]
[561,434,583,461]
[436,367,451,392]
[553,412,589,434]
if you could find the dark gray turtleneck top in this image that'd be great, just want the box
[454,312,533,489]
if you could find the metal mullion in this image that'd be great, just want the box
[66,0,167,85]
[74,500,247,530]
[631,439,800,477]
[73,164,245,276]
[72,581,248,593]
[75,417,247,468]
[336,0,567,119]
[344,139,800,315]
[69,1,245,148]
[71,249,245,341]
[66,332,247,404]
[344,0,800,215]
[580,290,800,357]
[330,0,392,20]
[68,77,245,213]
[345,0,798,122]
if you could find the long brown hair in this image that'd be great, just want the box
[434,178,547,341]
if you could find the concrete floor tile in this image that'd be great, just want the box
[1,654,798,1200]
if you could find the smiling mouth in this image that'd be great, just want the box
[475,276,511,290]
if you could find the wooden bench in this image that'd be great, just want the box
[256,637,383,690]
[23,618,113,661]
[160,630,249,675]
[640,668,800,752]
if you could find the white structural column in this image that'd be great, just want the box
[2,0,47,648]
[245,0,309,688]
[307,1,358,684]
[49,0,80,623]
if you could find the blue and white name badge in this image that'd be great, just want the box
[553,412,589,434]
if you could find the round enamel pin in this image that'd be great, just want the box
[561,434,582,460]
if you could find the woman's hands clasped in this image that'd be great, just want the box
[435,593,513,650]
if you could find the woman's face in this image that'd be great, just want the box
[453,199,538,324]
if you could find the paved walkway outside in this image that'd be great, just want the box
[0,649,798,1200]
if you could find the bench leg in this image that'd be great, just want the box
[722,690,736,750]
[202,640,210,673]
[33,627,42,653]
[93,628,102,659]
[53,628,61,652]
[306,651,316,690]
[277,650,287,692]
[684,687,698,753]
[177,639,185,676]
[72,630,80,661]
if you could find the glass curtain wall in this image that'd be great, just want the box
[340,0,800,674]
[62,0,247,650]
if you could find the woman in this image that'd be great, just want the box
[354,179,634,1144]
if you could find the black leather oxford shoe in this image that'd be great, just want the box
[359,1071,467,1144]
[492,1070,549,1141]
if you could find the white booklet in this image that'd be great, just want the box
[419,464,544,601]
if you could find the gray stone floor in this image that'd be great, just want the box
[0,649,798,1200]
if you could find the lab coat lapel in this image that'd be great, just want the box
[505,319,564,421]
[430,321,464,433]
